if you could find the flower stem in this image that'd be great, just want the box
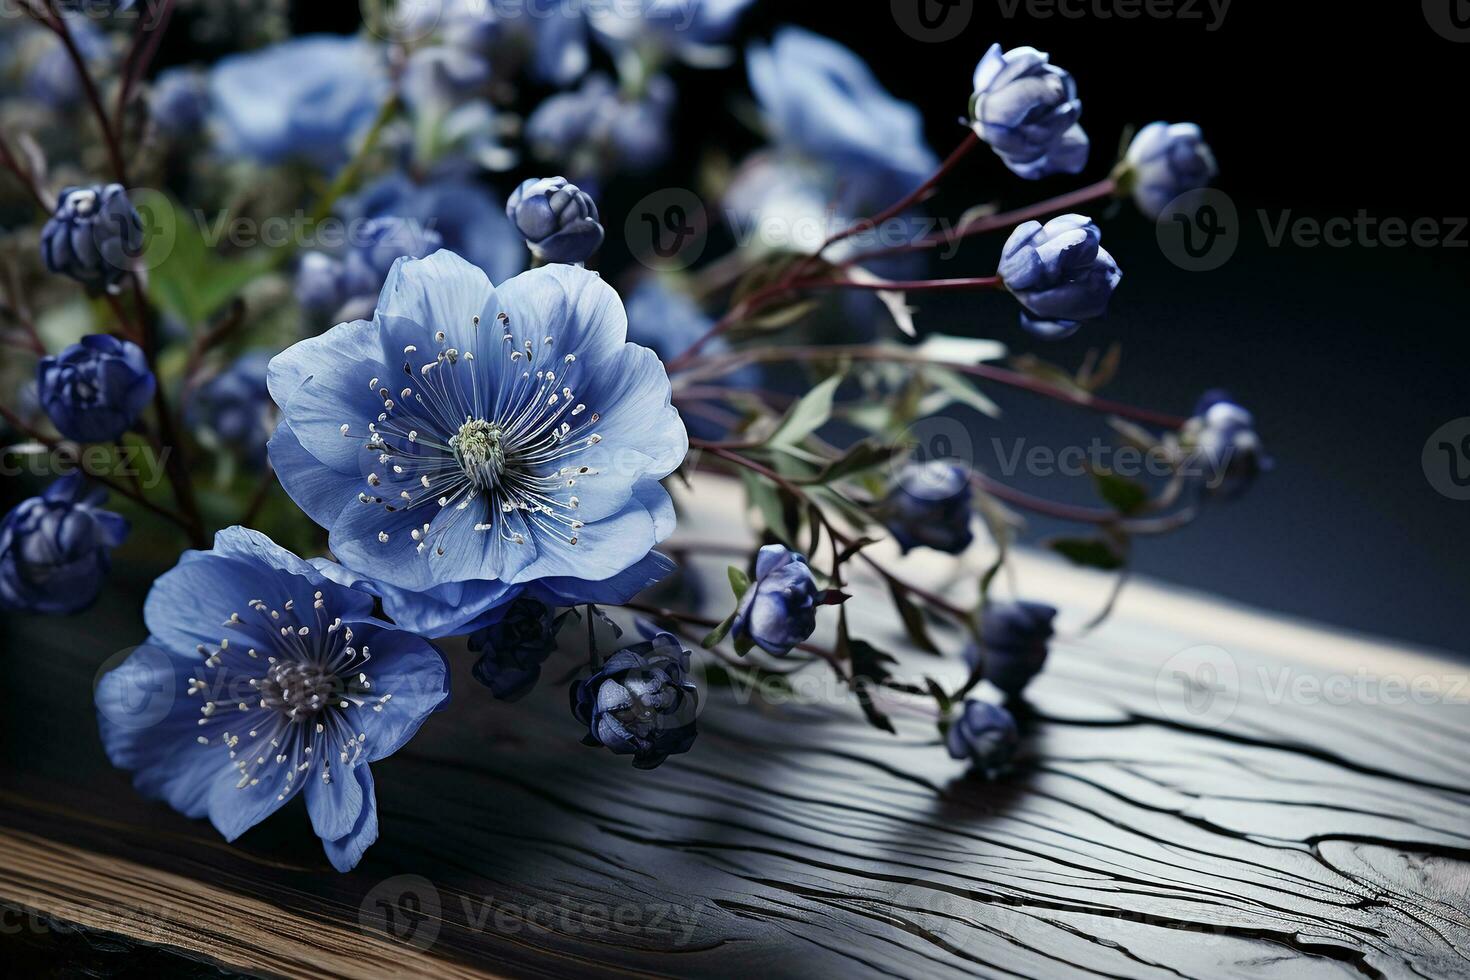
[26,1,130,185]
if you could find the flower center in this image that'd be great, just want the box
[258,661,337,719]
[450,418,508,488]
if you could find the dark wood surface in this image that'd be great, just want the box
[2,479,1468,979]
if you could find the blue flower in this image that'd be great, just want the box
[342,173,526,286]
[208,35,388,171]
[0,473,127,616]
[468,596,558,700]
[882,462,975,555]
[731,545,819,657]
[591,0,755,63]
[748,28,937,207]
[998,214,1121,340]
[267,251,688,637]
[570,632,698,769]
[94,527,450,872]
[187,352,275,459]
[969,44,1088,180]
[150,67,211,138]
[41,185,145,294]
[38,335,156,443]
[400,43,492,112]
[421,0,590,88]
[1125,122,1219,220]
[295,216,444,323]
[526,74,675,179]
[1182,390,1271,501]
[506,177,604,265]
[946,700,1020,777]
[964,601,1057,697]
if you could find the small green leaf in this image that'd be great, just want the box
[739,469,795,545]
[702,614,736,649]
[924,677,953,715]
[1048,536,1127,571]
[1091,468,1149,516]
[770,374,843,449]
[801,439,899,485]
[728,565,751,600]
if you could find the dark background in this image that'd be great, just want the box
[136,2,1470,655]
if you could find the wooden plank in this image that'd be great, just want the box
[1,476,1466,978]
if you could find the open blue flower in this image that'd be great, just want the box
[267,250,688,637]
[591,0,754,64]
[748,28,937,208]
[0,473,127,616]
[208,35,388,171]
[95,527,449,872]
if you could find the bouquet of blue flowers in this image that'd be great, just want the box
[0,2,1267,871]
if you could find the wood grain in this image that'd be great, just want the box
[1,476,1466,979]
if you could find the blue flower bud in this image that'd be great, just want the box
[570,633,698,769]
[187,352,274,458]
[1125,122,1219,220]
[40,185,145,294]
[998,214,1121,340]
[38,335,156,443]
[469,597,559,702]
[1183,391,1271,501]
[732,545,819,657]
[149,67,211,138]
[295,216,443,321]
[506,176,604,265]
[970,44,1089,180]
[946,700,1020,777]
[0,474,128,616]
[964,601,1058,697]
[882,462,975,555]
[527,74,675,178]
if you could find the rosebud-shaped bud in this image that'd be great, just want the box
[40,185,145,293]
[469,597,559,701]
[998,214,1121,340]
[0,474,128,616]
[881,462,975,555]
[1181,390,1271,501]
[187,352,274,459]
[506,176,604,265]
[570,633,698,769]
[946,700,1020,778]
[969,43,1088,180]
[964,601,1058,698]
[731,545,819,657]
[37,335,156,443]
[150,67,211,138]
[1124,122,1218,220]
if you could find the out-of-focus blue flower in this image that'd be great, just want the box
[882,462,975,555]
[998,214,1121,340]
[1125,122,1219,220]
[964,601,1057,698]
[969,43,1088,180]
[570,632,698,769]
[414,0,590,88]
[295,216,444,324]
[344,173,525,285]
[400,43,491,113]
[22,16,109,109]
[946,700,1020,777]
[506,176,604,265]
[95,527,449,872]
[468,596,558,700]
[591,0,754,65]
[150,67,211,138]
[267,252,687,637]
[0,474,127,616]
[526,73,674,179]
[41,185,144,294]
[38,335,155,443]
[731,544,819,657]
[208,35,388,171]
[748,28,937,208]
[1182,390,1271,501]
[187,352,275,459]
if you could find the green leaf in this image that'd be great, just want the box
[770,374,843,449]
[888,582,941,655]
[925,366,1002,419]
[1048,536,1127,571]
[801,439,899,485]
[136,191,274,328]
[702,614,736,649]
[739,469,795,545]
[924,677,953,715]
[1091,468,1149,516]
[728,565,751,600]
